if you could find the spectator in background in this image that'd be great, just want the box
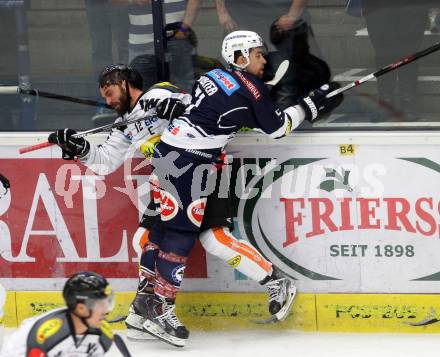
[213,1,320,53]
[121,0,200,92]
[214,0,328,110]
[85,0,129,121]
[362,1,431,121]
[215,0,238,33]
[428,8,440,33]
[268,19,330,110]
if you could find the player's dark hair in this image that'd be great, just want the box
[98,64,143,90]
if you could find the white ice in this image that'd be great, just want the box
[4,329,438,357]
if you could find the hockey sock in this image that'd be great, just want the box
[199,227,272,282]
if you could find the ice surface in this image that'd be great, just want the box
[4,329,438,357]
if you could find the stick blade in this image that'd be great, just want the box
[114,334,132,357]
[265,60,290,86]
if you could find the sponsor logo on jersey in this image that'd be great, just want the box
[168,123,180,136]
[187,198,206,227]
[160,191,179,221]
[36,318,63,344]
[207,69,240,96]
[28,348,46,357]
[150,174,161,204]
[234,71,262,101]
[227,255,242,268]
[171,264,186,284]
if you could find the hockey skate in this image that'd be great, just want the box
[255,267,297,324]
[125,293,156,341]
[142,296,189,348]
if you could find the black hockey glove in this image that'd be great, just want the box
[48,128,90,160]
[298,82,344,122]
[156,97,187,121]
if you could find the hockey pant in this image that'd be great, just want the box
[141,143,218,300]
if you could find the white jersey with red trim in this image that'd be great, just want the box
[160,68,305,150]
[80,86,191,175]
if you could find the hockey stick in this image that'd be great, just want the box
[326,41,440,98]
[114,334,132,357]
[406,317,439,327]
[265,60,289,87]
[0,86,111,109]
[19,114,152,154]
[107,315,127,324]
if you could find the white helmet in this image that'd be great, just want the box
[221,30,264,69]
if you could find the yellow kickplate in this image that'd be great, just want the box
[15,292,64,324]
[13,292,135,329]
[316,294,440,333]
[11,292,440,333]
[4,292,17,327]
[176,292,316,331]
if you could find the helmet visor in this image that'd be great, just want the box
[85,293,115,314]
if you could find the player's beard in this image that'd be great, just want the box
[115,86,131,116]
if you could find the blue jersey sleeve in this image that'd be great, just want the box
[233,71,291,138]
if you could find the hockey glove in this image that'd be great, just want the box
[298,82,344,122]
[48,128,90,160]
[156,97,187,121]
[0,173,10,198]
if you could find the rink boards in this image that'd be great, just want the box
[2,132,440,333]
[3,291,440,333]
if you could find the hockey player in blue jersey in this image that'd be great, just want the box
[45,64,299,344]
[140,30,344,346]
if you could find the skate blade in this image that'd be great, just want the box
[126,328,157,341]
[251,285,297,325]
[107,315,127,323]
[125,313,147,331]
[143,319,186,348]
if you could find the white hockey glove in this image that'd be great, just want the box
[298,82,344,122]
[48,128,90,160]
[156,97,187,121]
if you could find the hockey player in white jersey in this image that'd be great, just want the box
[0,272,115,357]
[47,64,190,341]
[47,64,190,171]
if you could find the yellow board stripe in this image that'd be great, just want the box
[4,292,17,327]
[4,292,440,333]
[316,294,440,333]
